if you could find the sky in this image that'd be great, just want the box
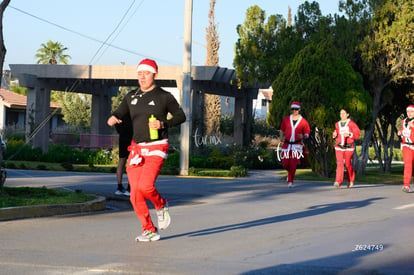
[3,0,341,70]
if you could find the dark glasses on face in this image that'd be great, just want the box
[291,108,299,111]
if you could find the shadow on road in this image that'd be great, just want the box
[240,244,414,275]
[164,197,384,239]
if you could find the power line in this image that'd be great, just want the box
[88,0,138,64]
[94,0,146,63]
[71,0,141,92]
[8,4,178,65]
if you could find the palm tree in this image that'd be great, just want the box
[35,40,71,64]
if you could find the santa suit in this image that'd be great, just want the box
[280,115,310,184]
[333,119,360,185]
[400,118,414,189]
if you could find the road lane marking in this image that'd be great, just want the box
[394,203,414,210]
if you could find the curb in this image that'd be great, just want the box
[0,195,107,221]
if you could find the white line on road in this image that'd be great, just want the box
[394,203,414,210]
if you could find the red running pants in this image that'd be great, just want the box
[282,150,301,183]
[335,149,355,184]
[402,146,414,188]
[126,140,169,233]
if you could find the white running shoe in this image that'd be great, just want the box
[123,190,130,196]
[288,182,294,188]
[402,186,410,193]
[156,202,171,230]
[135,229,160,242]
[114,189,124,195]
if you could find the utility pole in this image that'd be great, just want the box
[180,0,193,175]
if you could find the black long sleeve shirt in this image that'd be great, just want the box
[112,87,186,143]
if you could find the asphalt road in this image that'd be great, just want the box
[0,169,413,275]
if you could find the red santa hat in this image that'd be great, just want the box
[407,105,414,111]
[136,58,158,73]
[291,101,301,109]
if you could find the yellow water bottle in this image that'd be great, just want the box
[149,114,159,140]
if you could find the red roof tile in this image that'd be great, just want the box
[0,88,60,109]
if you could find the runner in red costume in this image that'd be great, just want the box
[332,109,360,189]
[280,101,310,188]
[108,59,186,241]
[398,105,414,193]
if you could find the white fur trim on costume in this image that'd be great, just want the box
[138,139,168,146]
[137,64,157,73]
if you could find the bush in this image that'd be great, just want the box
[252,119,279,137]
[36,164,48,170]
[230,165,248,177]
[160,166,179,175]
[87,149,113,165]
[61,162,74,171]
[164,150,180,167]
[40,144,91,164]
[6,162,16,169]
[5,139,42,161]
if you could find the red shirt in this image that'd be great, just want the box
[334,119,360,147]
[400,118,414,148]
[280,115,310,149]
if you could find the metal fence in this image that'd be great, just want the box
[52,133,118,149]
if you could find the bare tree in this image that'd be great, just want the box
[0,0,11,81]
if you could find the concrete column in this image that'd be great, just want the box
[244,93,256,147]
[191,88,204,154]
[91,86,116,135]
[0,104,5,130]
[234,96,246,146]
[233,88,258,147]
[26,86,51,152]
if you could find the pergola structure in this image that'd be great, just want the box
[10,64,260,153]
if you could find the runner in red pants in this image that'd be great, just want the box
[332,109,360,189]
[280,101,310,188]
[127,140,169,233]
[108,58,186,242]
[398,105,414,193]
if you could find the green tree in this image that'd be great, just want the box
[10,82,27,96]
[295,0,325,41]
[111,87,132,112]
[373,82,411,172]
[52,92,91,128]
[234,5,288,86]
[35,40,71,64]
[204,0,221,135]
[353,0,414,174]
[269,40,372,176]
[35,40,89,128]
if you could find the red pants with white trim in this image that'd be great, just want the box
[335,148,355,184]
[126,140,169,233]
[282,150,301,183]
[402,146,414,188]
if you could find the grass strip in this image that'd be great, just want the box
[0,186,96,208]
